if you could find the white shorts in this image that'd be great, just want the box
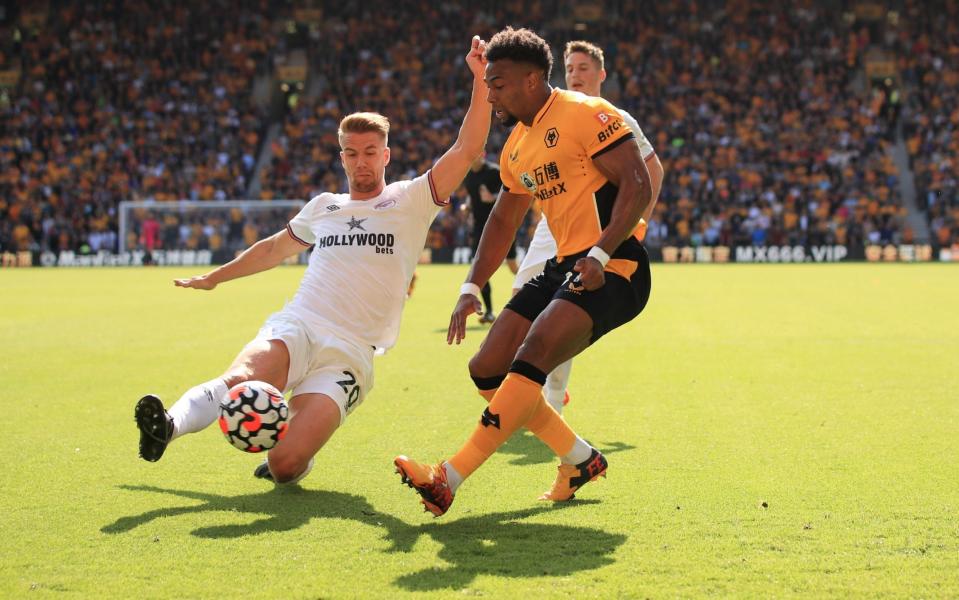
[513,217,558,289]
[254,311,374,425]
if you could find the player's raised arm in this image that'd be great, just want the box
[173,229,307,290]
[428,36,493,200]
[573,138,652,291]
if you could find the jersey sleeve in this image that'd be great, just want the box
[619,109,656,159]
[402,170,449,221]
[287,195,323,245]
[577,97,636,159]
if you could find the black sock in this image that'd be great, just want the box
[482,282,493,314]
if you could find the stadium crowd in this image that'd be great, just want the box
[0,1,282,254]
[257,1,912,255]
[899,0,959,250]
[622,2,907,250]
[0,1,953,257]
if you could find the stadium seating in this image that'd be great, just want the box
[0,1,953,256]
[899,0,959,250]
[0,1,282,253]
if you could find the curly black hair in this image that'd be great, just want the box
[485,26,553,80]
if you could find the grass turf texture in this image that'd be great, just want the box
[1,263,957,598]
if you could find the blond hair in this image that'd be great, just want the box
[338,112,390,146]
[564,40,604,70]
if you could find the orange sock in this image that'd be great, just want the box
[449,373,542,478]
[476,384,575,456]
[524,396,576,457]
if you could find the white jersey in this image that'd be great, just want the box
[620,109,655,161]
[286,171,445,349]
[514,108,656,288]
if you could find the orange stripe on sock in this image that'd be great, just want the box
[449,373,542,478]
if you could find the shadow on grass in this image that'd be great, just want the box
[101,485,419,551]
[500,432,638,466]
[102,486,626,590]
[394,501,626,591]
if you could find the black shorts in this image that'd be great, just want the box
[472,227,517,260]
[505,246,651,343]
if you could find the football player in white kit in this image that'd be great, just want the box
[134,36,493,484]
[513,40,665,414]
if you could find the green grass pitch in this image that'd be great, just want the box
[1,263,957,598]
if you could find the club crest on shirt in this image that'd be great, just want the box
[374,198,397,210]
[519,172,537,195]
[544,127,559,148]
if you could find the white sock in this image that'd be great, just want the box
[442,461,463,495]
[168,378,229,440]
[561,436,592,465]
[544,359,573,414]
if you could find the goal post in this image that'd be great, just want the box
[118,200,307,264]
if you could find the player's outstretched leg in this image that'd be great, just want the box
[395,367,588,516]
[394,301,600,515]
[135,394,174,462]
[539,447,607,501]
[394,456,454,517]
[136,339,290,463]
[255,392,340,484]
[166,378,230,441]
[164,340,288,443]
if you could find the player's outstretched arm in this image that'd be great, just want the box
[573,140,652,290]
[447,189,532,344]
[428,36,492,200]
[173,229,307,290]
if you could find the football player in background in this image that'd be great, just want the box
[462,154,519,323]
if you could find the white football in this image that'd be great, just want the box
[218,381,289,452]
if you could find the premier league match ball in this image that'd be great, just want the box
[218,381,289,453]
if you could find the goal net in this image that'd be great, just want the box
[118,200,307,264]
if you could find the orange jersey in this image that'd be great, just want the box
[499,89,642,260]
